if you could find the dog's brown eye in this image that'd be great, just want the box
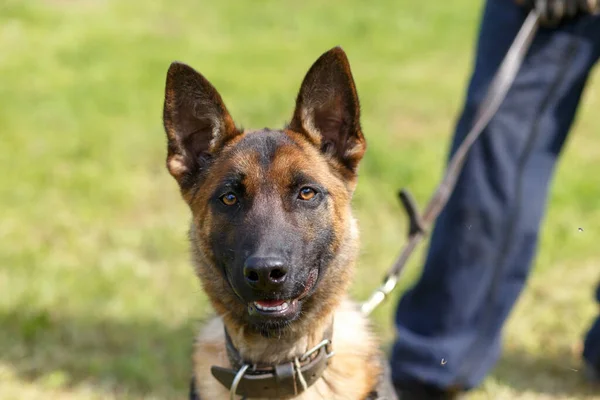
[221,193,238,206]
[298,187,316,201]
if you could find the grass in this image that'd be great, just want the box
[1,0,600,398]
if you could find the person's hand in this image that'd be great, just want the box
[515,0,600,25]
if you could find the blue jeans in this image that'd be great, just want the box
[390,0,600,391]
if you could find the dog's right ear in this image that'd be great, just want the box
[163,62,240,189]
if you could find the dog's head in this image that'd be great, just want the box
[163,47,366,336]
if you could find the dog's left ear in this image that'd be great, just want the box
[289,47,366,174]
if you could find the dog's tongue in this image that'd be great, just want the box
[255,299,286,307]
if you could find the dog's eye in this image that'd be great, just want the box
[298,187,316,201]
[220,193,238,206]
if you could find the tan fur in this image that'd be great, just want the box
[193,298,382,400]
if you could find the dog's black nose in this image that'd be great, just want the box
[243,256,288,290]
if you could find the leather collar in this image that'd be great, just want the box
[209,321,334,398]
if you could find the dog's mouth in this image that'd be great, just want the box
[248,269,318,319]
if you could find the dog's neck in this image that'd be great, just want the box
[222,315,334,367]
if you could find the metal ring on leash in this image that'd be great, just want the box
[361,276,398,316]
[229,363,250,400]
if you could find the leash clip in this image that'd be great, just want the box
[360,275,398,316]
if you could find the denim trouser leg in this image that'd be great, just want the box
[584,286,600,370]
[390,0,600,390]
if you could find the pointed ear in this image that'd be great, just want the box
[163,62,240,189]
[289,47,366,174]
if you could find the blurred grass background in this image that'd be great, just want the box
[1,0,600,398]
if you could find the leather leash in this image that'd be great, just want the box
[361,10,541,316]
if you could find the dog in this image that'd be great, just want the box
[162,47,397,399]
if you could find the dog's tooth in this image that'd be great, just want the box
[253,301,290,312]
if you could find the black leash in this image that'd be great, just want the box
[361,10,541,316]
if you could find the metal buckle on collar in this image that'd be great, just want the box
[295,338,334,394]
[225,340,334,399]
[300,338,334,362]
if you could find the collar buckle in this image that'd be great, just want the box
[299,338,334,363]
[211,320,335,398]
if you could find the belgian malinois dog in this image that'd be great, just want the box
[162,47,395,399]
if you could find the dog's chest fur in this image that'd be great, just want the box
[192,299,382,400]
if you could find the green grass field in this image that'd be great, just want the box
[2,0,600,398]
